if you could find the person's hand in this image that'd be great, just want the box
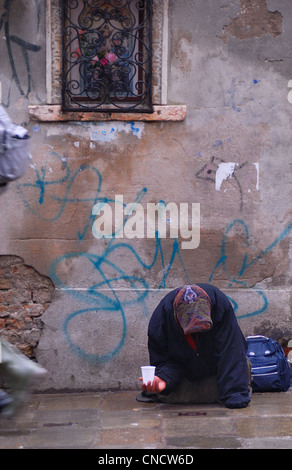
[139,375,167,393]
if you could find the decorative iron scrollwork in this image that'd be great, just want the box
[62,0,153,112]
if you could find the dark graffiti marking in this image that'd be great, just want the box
[0,0,42,106]
[172,137,259,212]
[196,155,248,211]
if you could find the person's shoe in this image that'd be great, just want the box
[136,390,160,403]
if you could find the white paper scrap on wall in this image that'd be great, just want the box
[215,162,237,191]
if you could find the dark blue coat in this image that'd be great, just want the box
[148,283,251,408]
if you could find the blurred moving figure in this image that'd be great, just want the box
[0,338,47,418]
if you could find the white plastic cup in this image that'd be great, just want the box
[141,365,156,385]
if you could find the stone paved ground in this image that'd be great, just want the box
[0,388,291,450]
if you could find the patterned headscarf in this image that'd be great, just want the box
[174,285,212,334]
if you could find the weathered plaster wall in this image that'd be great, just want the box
[0,0,291,391]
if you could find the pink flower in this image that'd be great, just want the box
[100,58,109,66]
[105,52,118,63]
[90,55,100,65]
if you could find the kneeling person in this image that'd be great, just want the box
[138,284,251,409]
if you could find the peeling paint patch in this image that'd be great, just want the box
[214,161,260,194]
[215,162,237,190]
[220,0,282,42]
[90,122,144,142]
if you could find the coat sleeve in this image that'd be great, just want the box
[213,298,251,409]
[148,301,184,394]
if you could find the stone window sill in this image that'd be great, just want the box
[28,104,186,122]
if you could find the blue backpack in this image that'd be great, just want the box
[246,336,291,393]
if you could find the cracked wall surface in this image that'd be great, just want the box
[221,0,282,41]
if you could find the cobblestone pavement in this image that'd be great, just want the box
[0,389,291,449]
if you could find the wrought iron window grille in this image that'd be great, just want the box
[62,0,153,113]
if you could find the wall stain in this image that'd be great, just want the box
[220,0,282,42]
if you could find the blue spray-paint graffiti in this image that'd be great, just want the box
[17,151,292,362]
[50,235,190,363]
[50,234,189,363]
[209,219,292,319]
[17,152,190,362]
[17,152,103,240]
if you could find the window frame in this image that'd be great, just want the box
[28,0,186,122]
[61,0,154,113]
